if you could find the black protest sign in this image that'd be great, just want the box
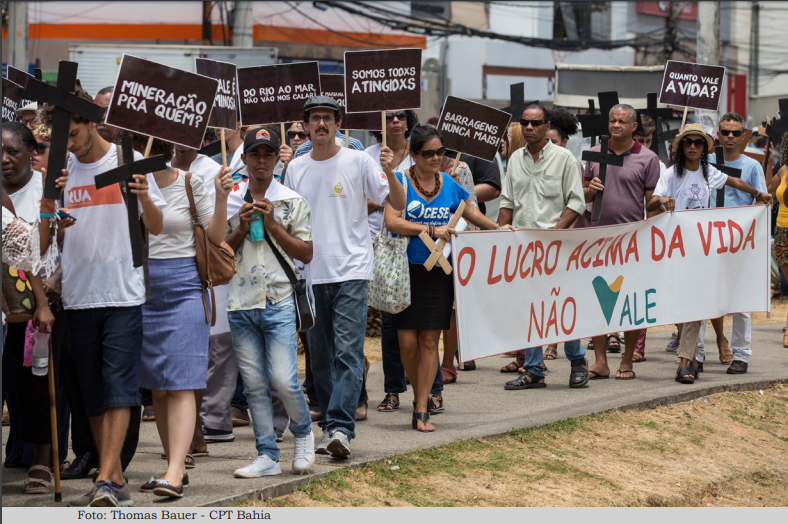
[319,74,380,131]
[659,61,725,111]
[582,135,624,222]
[437,96,510,162]
[105,55,219,149]
[195,58,237,131]
[7,66,36,108]
[237,62,321,126]
[344,49,421,113]
[2,78,23,123]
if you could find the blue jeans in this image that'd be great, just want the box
[308,280,367,439]
[228,296,311,461]
[232,373,248,411]
[381,312,443,395]
[523,340,585,378]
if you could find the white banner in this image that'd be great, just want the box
[452,206,771,362]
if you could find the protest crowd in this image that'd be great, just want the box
[1,52,784,509]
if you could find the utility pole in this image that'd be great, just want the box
[696,1,721,132]
[232,2,253,47]
[202,1,213,45]
[750,1,760,96]
[7,2,28,70]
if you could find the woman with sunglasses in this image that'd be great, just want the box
[384,125,502,432]
[31,124,52,173]
[648,123,771,385]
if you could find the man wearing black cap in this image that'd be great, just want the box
[285,96,405,458]
[223,128,316,477]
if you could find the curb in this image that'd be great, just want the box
[199,377,788,507]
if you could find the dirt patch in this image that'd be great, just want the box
[243,385,788,507]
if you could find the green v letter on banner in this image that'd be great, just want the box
[592,276,624,325]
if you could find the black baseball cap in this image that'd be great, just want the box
[303,96,340,113]
[243,127,280,154]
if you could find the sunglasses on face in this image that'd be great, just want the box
[681,137,706,148]
[34,143,50,153]
[287,131,307,139]
[718,129,743,137]
[520,119,547,128]
[416,147,447,158]
[385,111,408,122]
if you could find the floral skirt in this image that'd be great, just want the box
[775,226,788,266]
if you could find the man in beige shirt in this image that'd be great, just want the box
[498,104,589,391]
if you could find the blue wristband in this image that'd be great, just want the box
[40,213,56,218]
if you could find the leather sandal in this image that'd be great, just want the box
[500,359,524,373]
[717,336,733,364]
[606,334,622,353]
[675,365,699,384]
[377,393,399,412]
[569,358,589,388]
[24,465,52,494]
[412,412,434,432]
[441,367,457,384]
[428,394,444,414]
[504,371,546,390]
[544,344,558,360]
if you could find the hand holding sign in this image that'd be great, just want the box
[660,60,726,128]
[438,96,511,163]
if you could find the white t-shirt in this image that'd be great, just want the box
[8,171,43,222]
[61,144,167,309]
[653,164,727,211]
[285,147,390,284]
[364,143,414,240]
[149,171,213,259]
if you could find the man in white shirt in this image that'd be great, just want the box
[40,87,166,508]
[285,96,405,458]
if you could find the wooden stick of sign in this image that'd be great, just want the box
[143,136,154,159]
[451,153,462,175]
[680,106,689,130]
[417,231,453,274]
[280,122,286,148]
[48,344,61,502]
[220,129,227,168]
[344,131,349,148]
[381,111,387,147]
[423,200,467,271]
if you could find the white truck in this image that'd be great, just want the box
[68,44,278,98]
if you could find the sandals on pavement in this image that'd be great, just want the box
[356,401,368,422]
[377,393,399,412]
[675,365,699,384]
[615,369,636,380]
[504,371,546,390]
[428,394,445,414]
[588,370,609,380]
[633,352,647,362]
[500,359,524,373]
[606,334,622,353]
[717,336,733,364]
[24,465,52,494]
[441,367,458,384]
[544,344,558,360]
[569,358,589,388]
[142,407,155,422]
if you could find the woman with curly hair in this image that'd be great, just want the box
[546,106,579,147]
[648,123,772,384]
[767,132,788,346]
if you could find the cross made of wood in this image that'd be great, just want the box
[94,136,167,267]
[422,200,467,273]
[657,119,681,166]
[764,98,788,145]
[22,61,105,199]
[710,145,743,208]
[502,83,539,122]
[635,93,674,156]
[581,135,624,222]
[576,92,619,148]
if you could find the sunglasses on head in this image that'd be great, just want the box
[681,137,706,148]
[287,131,307,139]
[416,147,447,158]
[718,129,743,137]
[385,111,408,122]
[520,119,547,128]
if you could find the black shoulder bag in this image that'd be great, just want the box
[263,228,316,332]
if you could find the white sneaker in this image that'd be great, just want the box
[292,431,315,474]
[315,431,331,455]
[327,430,350,459]
[233,455,281,478]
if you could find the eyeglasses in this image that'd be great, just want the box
[34,143,50,153]
[309,115,335,125]
[287,131,307,139]
[385,111,408,122]
[520,119,548,128]
[416,147,447,158]
[718,129,743,137]
[681,137,706,148]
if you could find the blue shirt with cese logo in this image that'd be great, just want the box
[395,171,470,265]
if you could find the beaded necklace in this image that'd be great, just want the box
[409,166,441,198]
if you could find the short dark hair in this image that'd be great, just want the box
[97,86,114,97]
[39,85,95,127]
[2,121,38,151]
[369,110,419,143]
[203,127,218,143]
[114,129,174,162]
[547,107,579,141]
[409,124,442,153]
[523,103,549,120]
[720,112,745,128]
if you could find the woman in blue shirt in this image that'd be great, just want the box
[384,125,500,432]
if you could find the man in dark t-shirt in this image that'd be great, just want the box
[444,150,501,215]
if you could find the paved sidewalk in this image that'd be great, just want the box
[3,324,787,507]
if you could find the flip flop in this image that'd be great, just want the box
[588,370,609,380]
[633,353,647,362]
[615,369,636,380]
[142,408,155,422]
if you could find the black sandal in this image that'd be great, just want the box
[184,453,195,469]
[504,371,546,390]
[377,393,399,412]
[675,365,698,384]
[606,334,622,353]
[569,358,589,388]
[428,394,444,414]
[412,412,434,432]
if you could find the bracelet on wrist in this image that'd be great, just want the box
[40,212,56,218]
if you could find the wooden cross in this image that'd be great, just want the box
[764,98,788,144]
[581,135,624,222]
[22,61,104,199]
[576,92,622,148]
[417,232,453,274]
[710,145,743,208]
[502,83,538,121]
[737,129,766,163]
[422,201,466,273]
[635,93,674,156]
[94,136,167,267]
